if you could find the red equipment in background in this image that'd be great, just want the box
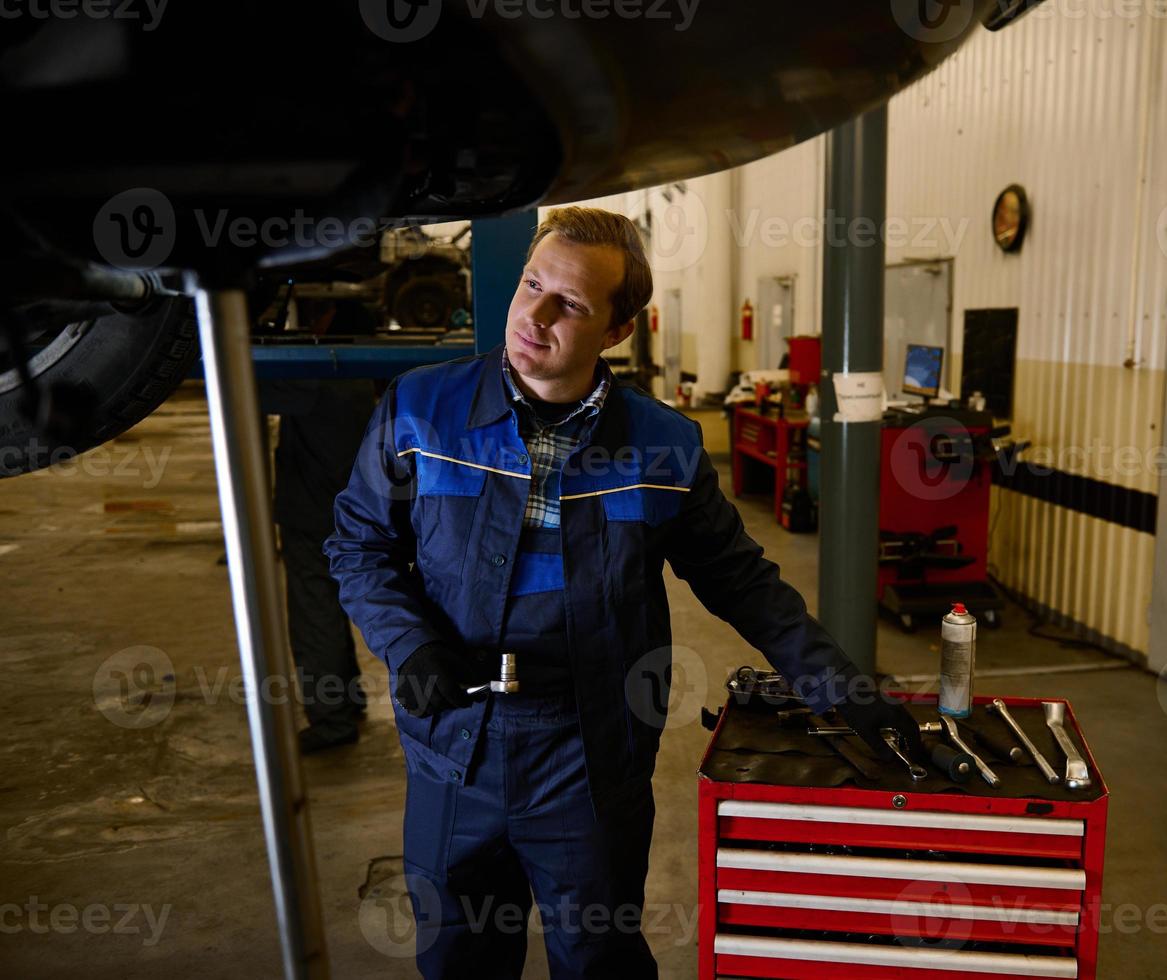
[741,299,754,341]
[878,407,1007,631]
[786,335,820,386]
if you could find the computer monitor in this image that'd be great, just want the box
[903,344,944,399]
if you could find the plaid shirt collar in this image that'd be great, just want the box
[501,348,612,428]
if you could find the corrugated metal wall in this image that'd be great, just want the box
[883,7,1167,657]
[720,9,1167,656]
[558,5,1167,657]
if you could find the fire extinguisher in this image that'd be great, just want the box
[649,304,659,333]
[741,299,754,341]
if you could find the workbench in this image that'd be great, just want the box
[731,405,809,522]
[697,692,1108,979]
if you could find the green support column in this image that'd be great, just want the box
[817,105,888,676]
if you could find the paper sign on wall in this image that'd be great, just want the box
[831,371,885,423]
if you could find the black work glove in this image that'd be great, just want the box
[393,643,493,718]
[834,688,925,763]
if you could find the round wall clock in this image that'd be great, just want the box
[992,184,1029,253]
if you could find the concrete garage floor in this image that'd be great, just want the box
[1,383,1165,979]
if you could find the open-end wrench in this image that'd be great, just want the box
[808,721,942,736]
[940,716,1000,787]
[1043,702,1092,790]
[880,727,928,781]
[990,699,1059,784]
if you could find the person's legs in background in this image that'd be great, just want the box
[281,523,365,752]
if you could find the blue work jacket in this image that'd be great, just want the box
[325,344,858,816]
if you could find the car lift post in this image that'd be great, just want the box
[817,104,888,676]
[193,285,329,980]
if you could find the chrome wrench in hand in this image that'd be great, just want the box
[465,652,520,695]
[1043,701,1092,790]
[990,698,1060,784]
[940,716,1001,787]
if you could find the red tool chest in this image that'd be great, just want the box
[697,694,1108,979]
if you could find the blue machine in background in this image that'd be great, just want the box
[190,211,537,381]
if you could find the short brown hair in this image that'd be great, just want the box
[526,206,653,328]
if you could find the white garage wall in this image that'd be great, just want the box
[554,5,1167,658]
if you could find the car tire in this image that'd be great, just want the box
[0,296,199,477]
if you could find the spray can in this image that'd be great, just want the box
[939,603,977,718]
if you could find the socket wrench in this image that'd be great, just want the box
[1043,701,1092,790]
[989,699,1059,784]
[940,716,1000,787]
[465,652,520,695]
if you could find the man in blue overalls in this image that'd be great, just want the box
[325,207,921,978]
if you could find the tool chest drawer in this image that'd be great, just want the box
[697,694,1108,980]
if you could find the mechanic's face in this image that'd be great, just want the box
[505,232,634,397]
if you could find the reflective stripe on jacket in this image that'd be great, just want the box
[325,343,858,815]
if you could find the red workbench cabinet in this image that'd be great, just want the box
[696,694,1108,980]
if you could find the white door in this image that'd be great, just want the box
[883,260,952,400]
[756,276,794,371]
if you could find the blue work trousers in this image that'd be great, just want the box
[403,692,658,979]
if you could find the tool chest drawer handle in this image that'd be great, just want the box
[716,848,1087,890]
[717,888,1080,926]
[714,934,1079,977]
[717,800,1084,838]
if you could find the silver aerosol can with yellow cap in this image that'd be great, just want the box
[939,602,976,718]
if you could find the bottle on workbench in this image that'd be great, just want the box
[939,602,977,718]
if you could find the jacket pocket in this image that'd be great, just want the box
[399,734,458,880]
[413,459,488,586]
